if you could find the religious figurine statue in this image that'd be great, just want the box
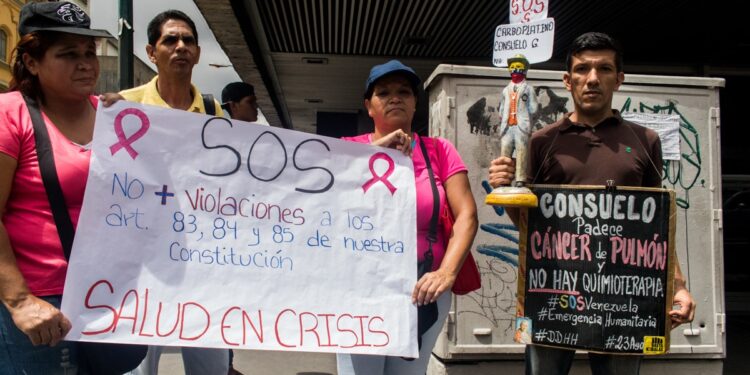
[486,54,540,207]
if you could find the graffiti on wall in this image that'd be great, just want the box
[458,93,703,335]
[458,181,520,331]
[533,86,569,131]
[621,98,703,209]
[619,98,702,311]
[458,85,568,332]
[466,86,568,137]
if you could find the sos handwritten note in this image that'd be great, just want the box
[517,185,675,354]
[61,102,418,357]
[509,0,548,24]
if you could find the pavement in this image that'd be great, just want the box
[155,299,750,375]
[157,347,336,375]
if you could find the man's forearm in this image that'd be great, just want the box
[673,257,688,291]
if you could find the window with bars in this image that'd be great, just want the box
[0,29,7,64]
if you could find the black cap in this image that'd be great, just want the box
[221,82,255,105]
[19,1,112,38]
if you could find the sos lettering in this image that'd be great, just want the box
[200,118,334,194]
[510,0,546,22]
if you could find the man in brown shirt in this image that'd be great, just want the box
[488,32,695,375]
[526,112,662,188]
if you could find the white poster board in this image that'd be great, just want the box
[61,102,418,357]
[492,17,555,67]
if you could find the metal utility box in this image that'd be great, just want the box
[425,65,725,374]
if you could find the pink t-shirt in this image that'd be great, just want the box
[342,133,467,269]
[0,91,96,296]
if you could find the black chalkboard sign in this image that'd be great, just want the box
[516,185,676,354]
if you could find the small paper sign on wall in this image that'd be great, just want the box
[622,112,681,161]
[61,101,419,357]
[516,185,676,354]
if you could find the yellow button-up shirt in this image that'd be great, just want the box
[120,76,223,116]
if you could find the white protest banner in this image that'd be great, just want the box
[509,0,549,24]
[622,112,681,161]
[492,17,555,67]
[61,101,418,357]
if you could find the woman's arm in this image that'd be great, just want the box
[0,153,71,346]
[412,171,478,305]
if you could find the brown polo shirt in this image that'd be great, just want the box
[527,111,663,188]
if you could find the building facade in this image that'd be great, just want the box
[0,0,24,92]
[0,0,154,93]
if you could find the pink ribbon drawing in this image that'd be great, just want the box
[362,152,397,195]
[110,108,150,159]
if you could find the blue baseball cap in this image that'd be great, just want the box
[364,60,421,99]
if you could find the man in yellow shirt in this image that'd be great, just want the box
[121,9,228,375]
[120,10,222,117]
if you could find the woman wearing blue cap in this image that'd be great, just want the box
[0,2,115,374]
[337,60,479,374]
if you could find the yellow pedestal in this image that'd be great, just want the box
[485,186,538,207]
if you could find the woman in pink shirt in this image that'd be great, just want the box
[0,2,111,373]
[336,60,479,375]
